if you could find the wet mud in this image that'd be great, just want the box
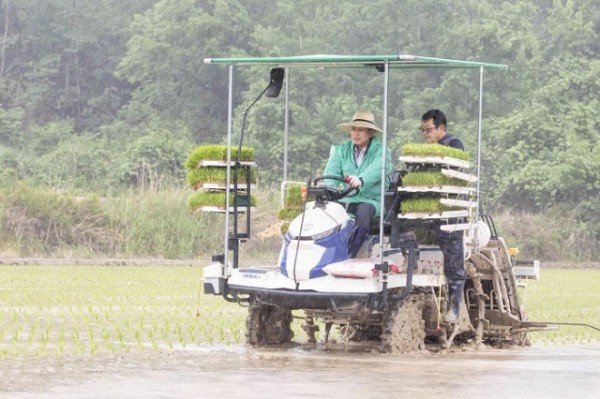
[2,343,600,398]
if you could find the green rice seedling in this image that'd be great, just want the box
[115,327,125,349]
[102,328,114,352]
[134,328,142,350]
[185,144,255,170]
[27,319,38,344]
[188,191,257,210]
[206,327,214,345]
[175,325,185,346]
[187,168,258,189]
[402,171,469,187]
[187,322,198,344]
[401,197,455,213]
[232,327,243,344]
[89,339,98,355]
[11,325,21,344]
[70,325,81,352]
[39,326,50,355]
[218,327,227,343]
[57,324,65,356]
[401,143,471,161]
[160,323,170,342]
[147,328,158,350]
[74,336,85,356]
[87,326,96,354]
[283,183,305,209]
[277,184,306,221]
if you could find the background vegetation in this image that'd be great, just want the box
[0,0,597,260]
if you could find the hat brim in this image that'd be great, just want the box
[337,121,382,133]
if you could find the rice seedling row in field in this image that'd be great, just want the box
[0,266,597,358]
[519,269,600,343]
[0,265,243,358]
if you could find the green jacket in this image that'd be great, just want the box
[322,137,393,217]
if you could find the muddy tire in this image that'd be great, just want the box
[380,294,425,353]
[246,301,294,346]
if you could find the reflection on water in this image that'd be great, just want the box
[2,343,600,398]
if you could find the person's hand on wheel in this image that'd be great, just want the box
[345,175,363,189]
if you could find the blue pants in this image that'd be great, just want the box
[345,203,375,258]
[431,220,466,283]
[346,202,375,231]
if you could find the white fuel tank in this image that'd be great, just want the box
[287,201,351,239]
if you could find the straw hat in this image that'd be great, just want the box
[337,110,382,133]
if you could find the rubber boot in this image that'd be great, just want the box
[348,227,369,258]
[443,280,465,324]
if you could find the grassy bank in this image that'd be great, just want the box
[0,183,596,261]
[0,265,598,359]
[0,184,282,261]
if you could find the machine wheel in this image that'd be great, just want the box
[380,293,425,353]
[246,301,294,346]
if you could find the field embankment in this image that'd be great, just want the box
[0,183,597,262]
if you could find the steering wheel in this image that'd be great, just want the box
[312,175,359,200]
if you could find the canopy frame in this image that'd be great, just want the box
[211,54,506,272]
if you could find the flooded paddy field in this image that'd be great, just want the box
[2,343,600,398]
[0,264,599,397]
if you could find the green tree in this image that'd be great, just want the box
[116,0,252,142]
[0,0,155,129]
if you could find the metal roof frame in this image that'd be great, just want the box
[204,54,507,70]
[206,54,506,270]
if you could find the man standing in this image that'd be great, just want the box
[420,109,466,324]
[323,110,392,258]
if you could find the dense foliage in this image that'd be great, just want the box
[0,0,597,259]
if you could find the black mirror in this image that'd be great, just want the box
[265,68,285,98]
[235,67,285,163]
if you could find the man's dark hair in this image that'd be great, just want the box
[421,109,447,128]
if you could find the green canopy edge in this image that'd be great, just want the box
[203,54,507,69]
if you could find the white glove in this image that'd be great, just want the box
[345,175,363,189]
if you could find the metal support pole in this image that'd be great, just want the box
[224,65,233,273]
[283,67,290,183]
[378,61,390,302]
[379,61,390,262]
[475,66,484,251]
